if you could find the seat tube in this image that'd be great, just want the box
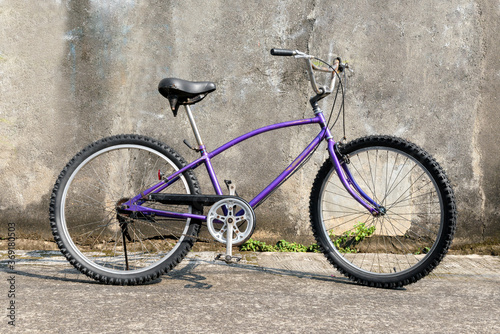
[184,105,224,195]
[184,105,204,147]
[203,150,224,195]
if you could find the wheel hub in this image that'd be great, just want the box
[115,198,131,214]
[377,206,387,216]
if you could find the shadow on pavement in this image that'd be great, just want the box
[3,255,410,290]
[166,258,368,289]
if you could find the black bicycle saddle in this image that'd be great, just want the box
[158,78,216,116]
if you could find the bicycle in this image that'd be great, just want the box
[49,48,457,288]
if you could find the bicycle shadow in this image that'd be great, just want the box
[0,259,210,288]
[232,261,355,285]
[166,260,213,289]
[167,255,406,290]
[6,266,167,285]
[1,266,100,285]
[7,262,213,289]
[3,256,405,290]
[166,256,360,288]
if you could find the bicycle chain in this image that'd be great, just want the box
[115,210,216,243]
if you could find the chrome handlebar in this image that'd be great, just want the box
[271,48,346,96]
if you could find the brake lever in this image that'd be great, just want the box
[342,62,354,73]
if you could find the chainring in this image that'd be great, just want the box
[207,197,255,246]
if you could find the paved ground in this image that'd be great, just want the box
[0,251,499,333]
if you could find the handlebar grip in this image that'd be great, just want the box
[270,48,296,56]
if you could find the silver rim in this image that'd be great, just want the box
[59,144,192,275]
[319,146,444,276]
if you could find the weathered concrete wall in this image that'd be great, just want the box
[475,0,500,243]
[0,0,498,245]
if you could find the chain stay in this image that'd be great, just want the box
[116,210,215,243]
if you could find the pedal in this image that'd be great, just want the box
[215,253,242,264]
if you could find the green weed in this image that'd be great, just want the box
[330,222,376,253]
[240,239,320,253]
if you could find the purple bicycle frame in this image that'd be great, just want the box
[125,113,381,220]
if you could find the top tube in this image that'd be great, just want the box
[126,115,325,205]
[208,116,323,158]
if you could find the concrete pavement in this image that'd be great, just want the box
[1,251,499,333]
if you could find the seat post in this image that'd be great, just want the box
[184,105,204,148]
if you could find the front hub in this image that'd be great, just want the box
[374,206,387,217]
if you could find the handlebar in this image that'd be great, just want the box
[270,48,347,96]
[270,48,297,56]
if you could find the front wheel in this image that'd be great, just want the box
[49,134,202,285]
[310,136,457,288]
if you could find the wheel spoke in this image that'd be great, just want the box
[312,136,455,287]
[52,136,201,284]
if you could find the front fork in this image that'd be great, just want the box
[325,134,383,216]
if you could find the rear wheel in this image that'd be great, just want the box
[50,134,201,285]
[310,136,456,288]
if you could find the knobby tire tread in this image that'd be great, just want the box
[49,134,201,285]
[309,135,457,288]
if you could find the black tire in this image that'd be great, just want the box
[310,136,456,288]
[49,134,202,285]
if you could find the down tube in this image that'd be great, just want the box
[249,129,325,208]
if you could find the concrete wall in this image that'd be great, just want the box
[0,0,498,245]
